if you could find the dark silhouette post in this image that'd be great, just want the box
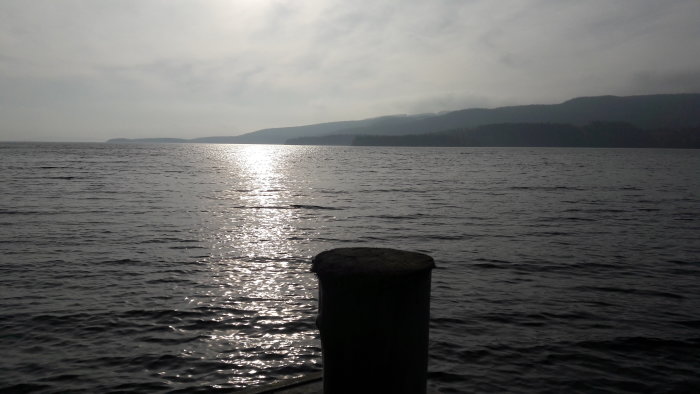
[311,247,435,394]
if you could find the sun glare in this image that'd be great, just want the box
[212,145,295,260]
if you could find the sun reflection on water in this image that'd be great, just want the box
[224,144,296,258]
[186,145,319,388]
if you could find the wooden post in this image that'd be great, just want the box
[311,247,435,394]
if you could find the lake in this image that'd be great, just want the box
[1,143,699,393]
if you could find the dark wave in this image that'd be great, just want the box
[289,204,341,210]
[574,286,685,300]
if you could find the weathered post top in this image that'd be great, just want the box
[312,247,435,394]
[311,247,435,277]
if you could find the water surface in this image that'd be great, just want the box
[1,143,699,393]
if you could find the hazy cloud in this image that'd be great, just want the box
[1,0,699,141]
[630,70,700,94]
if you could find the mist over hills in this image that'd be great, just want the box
[347,94,700,136]
[108,93,700,147]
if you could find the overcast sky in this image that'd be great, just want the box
[1,0,699,142]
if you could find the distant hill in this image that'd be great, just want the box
[339,94,700,138]
[107,93,700,145]
[285,134,357,146]
[353,122,700,148]
[229,114,435,144]
[107,114,435,144]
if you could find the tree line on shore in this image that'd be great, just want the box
[285,122,700,148]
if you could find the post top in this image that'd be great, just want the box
[311,247,435,277]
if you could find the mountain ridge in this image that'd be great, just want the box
[107,93,700,144]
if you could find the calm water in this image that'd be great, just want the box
[1,143,699,393]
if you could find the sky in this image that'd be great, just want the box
[1,0,699,142]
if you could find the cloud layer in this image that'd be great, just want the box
[1,0,699,141]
